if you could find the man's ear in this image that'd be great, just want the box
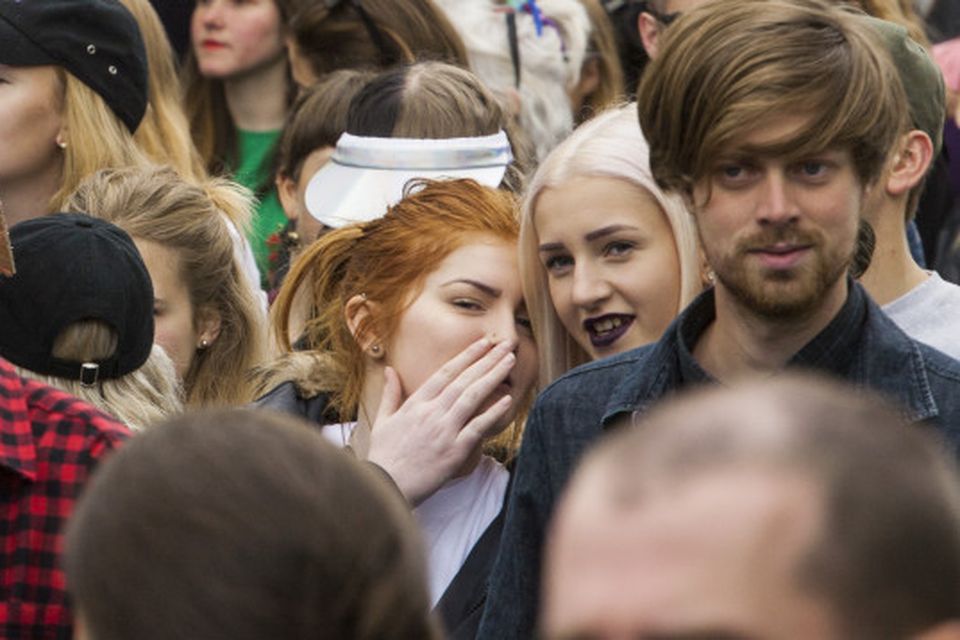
[638,11,662,59]
[886,130,934,197]
[275,174,300,222]
[345,294,384,358]
[196,305,222,349]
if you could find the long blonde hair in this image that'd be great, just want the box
[119,0,208,183]
[521,105,702,385]
[65,166,267,407]
[15,321,182,431]
[49,72,150,211]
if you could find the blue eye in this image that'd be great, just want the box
[604,241,635,258]
[543,254,573,275]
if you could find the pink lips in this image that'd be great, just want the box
[749,243,811,270]
[583,314,635,350]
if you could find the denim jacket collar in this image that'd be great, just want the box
[601,280,939,427]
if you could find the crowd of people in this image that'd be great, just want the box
[2,0,960,637]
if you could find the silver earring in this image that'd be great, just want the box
[199,338,210,349]
[370,344,381,355]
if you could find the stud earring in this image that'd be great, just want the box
[55,136,67,150]
[199,338,210,350]
[370,344,383,357]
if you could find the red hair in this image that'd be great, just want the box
[272,178,519,419]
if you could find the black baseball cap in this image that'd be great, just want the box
[0,0,148,133]
[0,214,154,382]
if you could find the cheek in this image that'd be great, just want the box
[546,276,578,330]
[153,311,196,378]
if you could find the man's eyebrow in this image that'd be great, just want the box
[440,279,501,297]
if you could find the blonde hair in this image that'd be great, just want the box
[119,0,208,183]
[15,321,182,432]
[65,166,267,407]
[521,104,701,384]
[49,72,150,211]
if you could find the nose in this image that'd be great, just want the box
[198,0,225,28]
[487,310,520,350]
[756,171,799,227]
[570,263,612,310]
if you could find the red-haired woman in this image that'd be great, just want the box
[254,178,538,638]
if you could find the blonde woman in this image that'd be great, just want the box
[67,166,267,407]
[520,104,702,384]
[0,0,151,226]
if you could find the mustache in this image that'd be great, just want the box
[736,227,821,252]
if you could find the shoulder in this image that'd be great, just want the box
[538,344,656,407]
[22,377,129,446]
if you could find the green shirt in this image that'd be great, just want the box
[234,129,287,287]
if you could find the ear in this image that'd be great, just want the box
[275,174,300,222]
[576,57,601,102]
[345,294,385,359]
[196,305,222,349]
[885,130,934,197]
[638,11,662,59]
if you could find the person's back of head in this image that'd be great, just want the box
[281,0,468,84]
[302,62,528,228]
[66,409,440,640]
[544,374,960,639]
[0,213,181,430]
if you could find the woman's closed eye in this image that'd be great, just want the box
[452,298,485,312]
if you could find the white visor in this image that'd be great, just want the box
[305,131,513,228]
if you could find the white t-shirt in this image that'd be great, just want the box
[883,273,960,360]
[321,423,509,607]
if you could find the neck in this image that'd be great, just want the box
[858,203,928,305]
[223,57,289,132]
[693,277,849,382]
[0,163,63,226]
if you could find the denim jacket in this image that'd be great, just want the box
[477,282,960,639]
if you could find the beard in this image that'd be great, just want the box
[705,225,854,320]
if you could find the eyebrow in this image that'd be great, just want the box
[538,224,640,253]
[441,279,501,297]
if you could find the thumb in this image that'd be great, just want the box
[374,366,403,424]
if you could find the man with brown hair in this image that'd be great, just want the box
[543,375,960,639]
[478,1,960,637]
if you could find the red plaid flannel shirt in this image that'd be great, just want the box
[0,358,129,639]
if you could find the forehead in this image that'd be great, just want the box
[545,468,835,637]
[715,113,843,161]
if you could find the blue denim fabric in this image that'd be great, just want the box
[477,282,960,639]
